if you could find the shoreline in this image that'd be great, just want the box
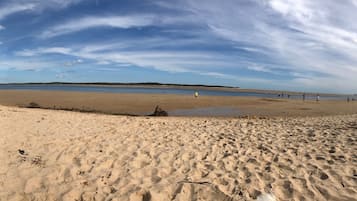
[0,90,356,117]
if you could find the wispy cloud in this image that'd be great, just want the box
[0,0,82,17]
[33,0,83,10]
[0,59,54,71]
[0,0,83,32]
[14,40,253,83]
[64,59,83,66]
[0,0,82,20]
[40,13,199,38]
[15,43,235,71]
[41,15,157,38]
[3,0,357,92]
[15,47,72,56]
[15,31,345,91]
[0,3,35,20]
[154,0,357,92]
[0,3,35,30]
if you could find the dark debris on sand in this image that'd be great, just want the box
[149,106,168,116]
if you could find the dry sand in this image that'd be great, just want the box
[0,90,357,117]
[0,105,356,201]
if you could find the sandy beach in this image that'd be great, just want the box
[0,105,356,201]
[2,0,357,200]
[0,90,357,117]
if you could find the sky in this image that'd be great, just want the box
[1,0,357,93]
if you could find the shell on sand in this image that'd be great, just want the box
[257,193,276,201]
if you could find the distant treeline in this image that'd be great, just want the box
[0,82,238,89]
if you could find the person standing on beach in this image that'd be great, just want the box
[303,93,306,101]
[194,91,199,98]
[316,94,320,102]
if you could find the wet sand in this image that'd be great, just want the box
[0,90,356,117]
[0,105,356,201]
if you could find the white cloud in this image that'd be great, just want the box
[0,25,5,30]
[268,0,317,23]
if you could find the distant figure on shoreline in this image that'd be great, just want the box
[194,91,199,98]
[287,94,290,99]
[316,94,320,102]
[347,97,350,102]
[303,93,306,101]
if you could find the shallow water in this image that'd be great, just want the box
[0,84,349,100]
[169,106,241,117]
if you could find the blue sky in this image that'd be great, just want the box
[1,0,357,93]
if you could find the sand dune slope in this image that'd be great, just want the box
[0,105,356,201]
